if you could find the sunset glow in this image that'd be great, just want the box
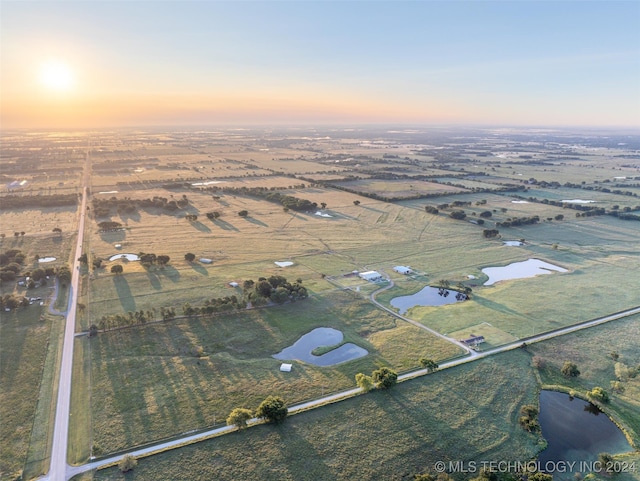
[1,1,639,129]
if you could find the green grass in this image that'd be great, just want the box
[90,349,543,481]
[529,313,640,449]
[80,289,463,458]
[0,304,53,480]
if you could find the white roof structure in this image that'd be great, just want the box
[359,270,383,282]
[280,363,292,372]
[229,281,239,287]
[393,266,412,275]
[199,258,213,264]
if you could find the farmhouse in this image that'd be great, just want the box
[359,270,383,282]
[460,334,485,346]
[393,266,412,275]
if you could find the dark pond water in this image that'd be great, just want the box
[538,390,632,477]
[272,327,368,366]
[390,287,463,314]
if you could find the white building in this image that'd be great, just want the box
[199,258,213,264]
[280,363,292,372]
[393,266,412,275]
[359,270,383,282]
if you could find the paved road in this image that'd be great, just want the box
[44,156,89,480]
[62,304,640,479]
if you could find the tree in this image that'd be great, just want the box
[57,266,71,285]
[449,210,466,220]
[561,361,580,378]
[479,210,492,218]
[355,373,374,392]
[111,264,124,275]
[270,286,290,304]
[555,214,564,221]
[78,253,88,264]
[88,324,98,337]
[419,358,439,372]
[157,255,170,266]
[353,200,360,206]
[320,202,327,209]
[226,407,253,430]
[372,366,398,389]
[92,257,103,269]
[587,386,609,403]
[256,280,273,298]
[238,210,249,217]
[118,454,137,473]
[52,227,62,236]
[184,253,196,262]
[255,395,288,423]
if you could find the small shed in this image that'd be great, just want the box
[199,258,213,264]
[393,266,412,275]
[460,334,485,346]
[280,363,292,372]
[229,281,239,288]
[359,270,383,282]
[114,244,122,249]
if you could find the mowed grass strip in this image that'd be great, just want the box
[88,289,463,455]
[90,350,541,481]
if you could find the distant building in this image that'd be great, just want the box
[460,334,485,346]
[280,363,292,372]
[199,258,213,264]
[393,266,412,275]
[359,270,383,282]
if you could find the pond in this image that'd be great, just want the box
[503,240,524,246]
[538,390,632,478]
[482,258,567,286]
[38,257,57,263]
[108,253,140,261]
[390,286,465,315]
[273,327,368,366]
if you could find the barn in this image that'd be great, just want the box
[359,271,383,282]
[393,266,412,275]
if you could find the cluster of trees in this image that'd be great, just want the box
[0,193,78,209]
[205,211,221,220]
[92,195,190,217]
[0,249,26,282]
[218,186,318,212]
[185,214,198,221]
[482,229,500,238]
[587,386,609,404]
[138,252,171,268]
[424,205,439,215]
[518,404,540,433]
[495,216,540,228]
[355,366,398,391]
[449,210,466,220]
[227,395,288,429]
[243,276,308,306]
[91,276,307,334]
[97,221,123,232]
[0,294,30,309]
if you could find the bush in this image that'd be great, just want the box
[118,454,137,472]
[255,396,287,423]
[226,408,253,429]
[372,367,398,389]
[561,361,580,378]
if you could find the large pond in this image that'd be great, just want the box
[482,258,567,286]
[390,287,464,314]
[538,390,632,478]
[273,327,368,366]
[108,253,140,261]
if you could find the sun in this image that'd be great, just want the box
[39,60,76,92]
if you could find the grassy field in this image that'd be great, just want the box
[529,313,640,448]
[0,305,56,479]
[77,289,463,460]
[89,349,543,481]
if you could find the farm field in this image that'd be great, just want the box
[82,313,640,481]
[2,127,640,480]
[71,289,464,460]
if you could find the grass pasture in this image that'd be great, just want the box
[82,289,463,458]
[90,350,543,481]
[0,305,57,479]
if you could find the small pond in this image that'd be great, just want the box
[482,258,567,286]
[38,257,57,263]
[503,240,524,246]
[273,327,368,366]
[390,287,465,315]
[274,261,293,267]
[108,253,140,262]
[538,390,632,478]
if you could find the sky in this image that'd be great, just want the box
[2,1,639,129]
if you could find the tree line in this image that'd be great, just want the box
[0,193,78,209]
